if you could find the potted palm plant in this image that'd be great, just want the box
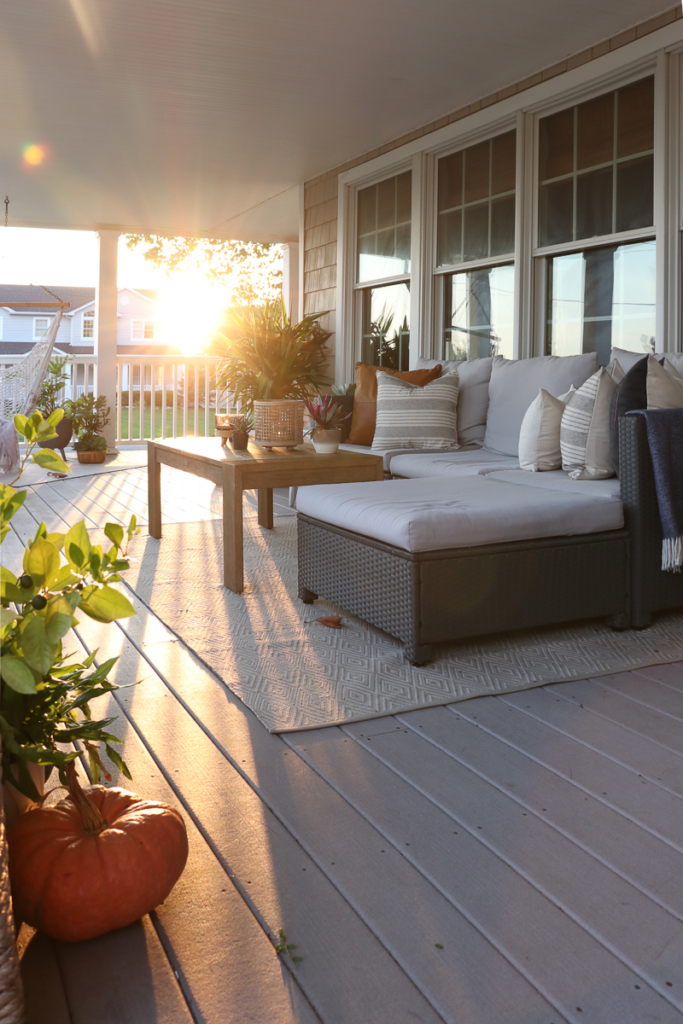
[216,298,332,449]
[67,395,110,464]
[37,357,73,459]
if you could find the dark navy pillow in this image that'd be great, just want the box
[610,356,648,476]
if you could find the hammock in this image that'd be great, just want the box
[0,309,64,474]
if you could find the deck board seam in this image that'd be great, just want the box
[592,675,683,723]
[446,702,683,858]
[330,723,683,1014]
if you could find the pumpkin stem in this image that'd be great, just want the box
[65,761,107,835]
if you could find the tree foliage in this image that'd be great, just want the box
[124,235,283,305]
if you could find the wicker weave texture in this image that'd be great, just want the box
[298,514,629,658]
[0,745,24,1024]
[254,400,304,448]
[619,415,683,625]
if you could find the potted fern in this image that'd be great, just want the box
[216,298,331,449]
[67,395,110,463]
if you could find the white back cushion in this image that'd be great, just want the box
[483,353,599,457]
[416,356,492,446]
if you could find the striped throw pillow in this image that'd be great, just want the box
[560,366,618,480]
[372,370,460,452]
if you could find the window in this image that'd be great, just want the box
[82,310,95,339]
[437,131,516,267]
[545,240,656,362]
[538,77,654,247]
[357,171,411,283]
[444,265,514,361]
[33,317,50,339]
[132,319,156,341]
[0,318,3,340]
[361,282,411,370]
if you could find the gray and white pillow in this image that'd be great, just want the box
[560,365,620,480]
[372,370,460,452]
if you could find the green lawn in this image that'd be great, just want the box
[117,407,218,440]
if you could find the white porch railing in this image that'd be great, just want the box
[1,353,232,446]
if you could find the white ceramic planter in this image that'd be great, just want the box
[311,427,341,454]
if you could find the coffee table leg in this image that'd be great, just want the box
[257,488,273,529]
[147,442,162,538]
[222,464,244,593]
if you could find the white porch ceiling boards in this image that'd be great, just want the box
[0,0,675,241]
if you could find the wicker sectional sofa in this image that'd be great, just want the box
[296,351,682,663]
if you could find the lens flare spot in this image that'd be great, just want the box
[23,144,46,167]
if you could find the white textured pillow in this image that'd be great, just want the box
[483,353,600,457]
[646,355,683,409]
[518,387,575,472]
[416,356,492,446]
[372,370,460,452]
[560,367,618,480]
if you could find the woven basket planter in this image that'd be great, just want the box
[253,400,303,449]
[76,450,106,465]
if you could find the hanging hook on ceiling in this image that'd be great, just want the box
[4,197,9,228]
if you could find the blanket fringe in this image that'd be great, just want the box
[662,536,683,573]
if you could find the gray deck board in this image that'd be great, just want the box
[9,466,683,1023]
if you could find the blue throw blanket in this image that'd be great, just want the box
[630,409,683,572]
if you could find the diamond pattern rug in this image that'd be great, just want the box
[123,518,683,733]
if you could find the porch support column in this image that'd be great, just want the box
[95,229,119,449]
[282,243,300,321]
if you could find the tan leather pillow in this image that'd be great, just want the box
[348,362,442,446]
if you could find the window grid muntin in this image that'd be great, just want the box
[356,171,412,284]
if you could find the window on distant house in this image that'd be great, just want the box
[132,320,156,341]
[0,318,3,340]
[539,77,656,362]
[356,170,412,369]
[82,310,95,339]
[34,317,50,339]
[436,129,516,360]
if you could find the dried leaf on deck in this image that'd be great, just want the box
[316,615,342,629]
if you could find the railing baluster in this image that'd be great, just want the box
[193,362,199,438]
[161,363,166,439]
[183,362,189,438]
[116,362,122,443]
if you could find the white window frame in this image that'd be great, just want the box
[33,317,50,340]
[335,21,683,381]
[82,309,95,340]
[131,319,156,342]
[0,317,3,340]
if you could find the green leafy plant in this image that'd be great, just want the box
[67,394,110,452]
[216,297,332,412]
[275,929,302,964]
[1,411,137,801]
[330,383,356,397]
[37,357,71,417]
[227,412,252,434]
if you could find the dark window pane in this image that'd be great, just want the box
[491,196,515,256]
[539,179,573,246]
[616,155,654,232]
[396,171,412,223]
[464,141,490,204]
[395,223,411,262]
[362,282,411,371]
[577,92,614,170]
[617,77,654,157]
[437,210,462,266]
[438,151,463,212]
[539,108,574,181]
[491,131,516,195]
[463,202,489,261]
[357,186,375,235]
[377,178,396,230]
[576,167,613,239]
[582,247,616,364]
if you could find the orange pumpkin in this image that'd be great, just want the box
[8,764,188,943]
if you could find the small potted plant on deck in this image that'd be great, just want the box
[67,394,111,464]
[303,394,351,454]
[36,357,73,459]
[227,411,253,450]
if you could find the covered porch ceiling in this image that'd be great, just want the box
[0,0,674,242]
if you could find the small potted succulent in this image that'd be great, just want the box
[227,411,252,451]
[303,394,351,454]
[67,394,110,464]
[37,357,73,459]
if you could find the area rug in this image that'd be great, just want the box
[122,517,683,733]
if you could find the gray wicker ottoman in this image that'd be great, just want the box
[297,475,629,664]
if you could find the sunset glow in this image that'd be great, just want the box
[158,269,231,354]
[22,144,47,167]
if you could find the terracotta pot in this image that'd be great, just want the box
[311,426,341,454]
[230,431,249,451]
[76,450,107,464]
[38,416,73,456]
[3,763,45,832]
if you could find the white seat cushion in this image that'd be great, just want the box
[484,469,622,500]
[296,476,624,553]
[390,449,518,479]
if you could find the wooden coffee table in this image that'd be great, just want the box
[147,438,384,593]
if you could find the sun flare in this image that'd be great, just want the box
[157,269,230,355]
